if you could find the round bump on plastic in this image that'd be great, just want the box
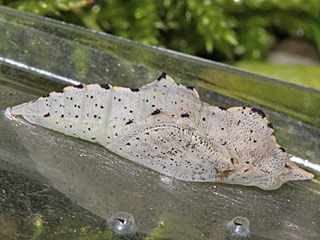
[107,211,136,235]
[226,216,250,238]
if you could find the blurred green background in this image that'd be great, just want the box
[1,0,319,89]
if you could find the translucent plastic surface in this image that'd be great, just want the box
[0,6,320,240]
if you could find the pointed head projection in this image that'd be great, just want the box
[248,151,314,190]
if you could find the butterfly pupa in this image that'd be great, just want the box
[7,73,314,190]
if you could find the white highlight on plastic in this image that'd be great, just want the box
[0,57,81,86]
[290,155,320,173]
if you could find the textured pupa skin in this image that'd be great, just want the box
[8,73,314,190]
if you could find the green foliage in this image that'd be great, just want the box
[3,0,93,15]
[234,61,320,90]
[2,0,320,61]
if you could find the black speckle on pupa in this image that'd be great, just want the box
[74,84,84,89]
[157,72,167,81]
[151,109,161,115]
[126,119,134,125]
[100,84,110,90]
[218,106,227,111]
[267,123,274,129]
[251,108,266,118]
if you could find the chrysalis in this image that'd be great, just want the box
[7,73,314,190]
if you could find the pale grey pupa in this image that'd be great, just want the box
[7,73,314,190]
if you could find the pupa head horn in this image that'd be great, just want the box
[282,161,314,183]
[252,161,314,190]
